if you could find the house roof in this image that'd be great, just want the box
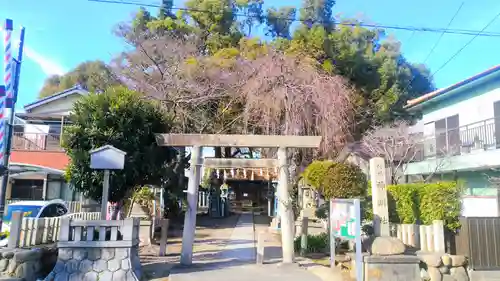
[15,113,69,122]
[23,85,89,112]
[8,162,64,176]
[405,64,500,110]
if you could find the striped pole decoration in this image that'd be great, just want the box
[1,19,13,165]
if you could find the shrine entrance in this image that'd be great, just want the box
[155,133,321,265]
[228,179,268,213]
[202,158,278,216]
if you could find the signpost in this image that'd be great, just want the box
[0,19,26,233]
[90,145,127,220]
[330,198,363,281]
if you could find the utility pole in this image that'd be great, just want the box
[0,20,25,232]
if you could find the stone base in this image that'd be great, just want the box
[45,247,142,281]
[0,248,45,281]
[418,253,470,281]
[346,252,370,279]
[364,255,421,281]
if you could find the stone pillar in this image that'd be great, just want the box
[369,157,390,237]
[7,211,23,249]
[180,146,203,265]
[277,147,294,264]
[139,220,152,247]
[42,173,48,200]
[159,219,169,256]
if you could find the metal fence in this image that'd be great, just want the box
[413,117,500,161]
[12,132,63,151]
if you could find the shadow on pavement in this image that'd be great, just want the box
[169,261,323,281]
[171,259,256,274]
[177,246,285,270]
[166,238,255,246]
[142,261,174,280]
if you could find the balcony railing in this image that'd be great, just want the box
[415,117,500,161]
[12,132,63,151]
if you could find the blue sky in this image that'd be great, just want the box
[2,0,500,111]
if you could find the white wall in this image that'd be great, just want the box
[28,93,81,116]
[417,86,500,128]
[23,124,49,134]
[462,196,498,217]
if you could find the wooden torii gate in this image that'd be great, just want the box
[155,134,322,265]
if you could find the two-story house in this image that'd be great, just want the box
[405,65,500,217]
[7,85,89,202]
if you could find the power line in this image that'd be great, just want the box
[422,2,464,64]
[401,2,464,94]
[88,0,500,38]
[431,10,500,77]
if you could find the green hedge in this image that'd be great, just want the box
[364,181,464,232]
[293,233,329,254]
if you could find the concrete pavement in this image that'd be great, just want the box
[169,213,324,281]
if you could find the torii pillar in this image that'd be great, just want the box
[155,134,322,265]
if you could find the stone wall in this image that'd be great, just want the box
[44,247,142,281]
[419,253,469,281]
[0,248,46,281]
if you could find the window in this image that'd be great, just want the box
[55,204,68,216]
[10,180,44,200]
[434,114,460,156]
[40,204,67,218]
[48,125,61,136]
[13,125,24,133]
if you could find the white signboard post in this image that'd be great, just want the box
[90,145,126,220]
[330,198,362,281]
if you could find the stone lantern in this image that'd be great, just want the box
[299,180,318,219]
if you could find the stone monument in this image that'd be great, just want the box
[369,157,390,237]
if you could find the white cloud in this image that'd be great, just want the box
[0,26,67,76]
[23,46,66,76]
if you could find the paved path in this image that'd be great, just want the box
[169,213,323,281]
[218,213,256,262]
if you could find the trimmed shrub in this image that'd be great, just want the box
[302,160,367,199]
[302,160,334,189]
[363,181,464,232]
[321,162,367,199]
